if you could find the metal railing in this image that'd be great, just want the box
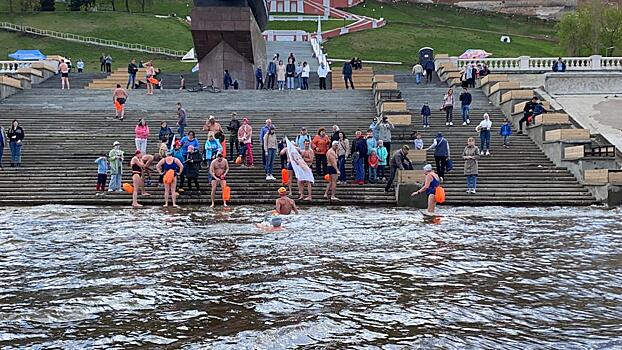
[455,55,622,71]
[0,22,185,58]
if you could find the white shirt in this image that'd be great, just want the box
[77,61,84,69]
[317,65,329,78]
[302,65,310,78]
[477,119,492,130]
[412,64,423,74]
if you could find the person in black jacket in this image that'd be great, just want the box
[127,58,139,89]
[223,70,232,90]
[286,58,296,90]
[424,60,435,83]
[185,145,202,193]
[7,120,24,167]
[227,112,241,161]
[343,61,354,89]
[459,87,472,125]
[552,57,566,72]
[384,145,411,192]
[519,96,538,134]
[352,131,367,184]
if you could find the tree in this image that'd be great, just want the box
[69,0,95,11]
[110,0,115,11]
[124,0,129,12]
[20,0,40,12]
[601,7,622,56]
[39,0,55,11]
[557,3,622,56]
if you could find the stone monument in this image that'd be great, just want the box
[191,0,268,89]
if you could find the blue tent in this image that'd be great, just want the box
[8,50,46,61]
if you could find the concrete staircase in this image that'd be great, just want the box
[86,68,149,89]
[0,88,395,206]
[33,73,109,89]
[393,73,596,206]
[265,41,324,89]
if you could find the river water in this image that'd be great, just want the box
[0,205,620,349]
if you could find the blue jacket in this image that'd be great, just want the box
[180,136,199,156]
[95,157,109,174]
[369,121,380,140]
[421,105,431,116]
[268,61,276,75]
[255,67,263,80]
[366,137,377,154]
[533,104,546,116]
[424,60,435,71]
[500,123,512,136]
[173,149,185,164]
[223,72,232,87]
[459,92,472,106]
[376,146,388,166]
[342,62,353,76]
[204,138,222,160]
[259,125,271,148]
[353,137,368,158]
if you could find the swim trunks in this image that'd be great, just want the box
[327,166,337,175]
[61,72,69,78]
[116,98,126,105]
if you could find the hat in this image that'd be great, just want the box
[423,164,433,171]
[134,149,141,155]
[424,101,429,105]
[278,187,287,194]
[174,140,181,147]
[113,141,120,146]
[208,115,215,120]
[332,141,339,146]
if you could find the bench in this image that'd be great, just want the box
[545,128,591,142]
[397,170,425,184]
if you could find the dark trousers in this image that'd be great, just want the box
[267,74,275,89]
[468,77,475,88]
[384,142,391,158]
[100,63,105,72]
[435,156,448,179]
[280,154,287,169]
[229,135,239,160]
[444,106,453,123]
[0,145,3,168]
[316,154,327,176]
[105,63,111,73]
[187,176,200,191]
[344,75,354,89]
[319,77,327,90]
[96,173,107,191]
[256,78,263,90]
[385,166,398,191]
[302,77,309,90]
[364,156,369,180]
[426,69,434,82]
[378,165,386,179]
[519,114,531,131]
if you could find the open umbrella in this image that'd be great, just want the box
[459,49,492,59]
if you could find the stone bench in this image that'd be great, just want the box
[513,100,550,116]
[374,89,401,106]
[372,81,398,91]
[545,128,591,142]
[477,74,508,90]
[396,169,428,208]
[379,101,408,114]
[385,114,412,126]
[409,149,427,164]
[373,74,394,83]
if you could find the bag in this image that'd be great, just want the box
[435,186,446,203]
[446,159,454,172]
[163,169,175,184]
[235,155,242,164]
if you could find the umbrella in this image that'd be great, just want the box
[459,49,492,59]
[8,50,46,61]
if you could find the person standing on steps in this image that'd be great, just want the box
[426,133,450,181]
[376,140,388,182]
[286,58,296,90]
[353,130,367,185]
[94,153,108,194]
[342,60,355,90]
[267,56,277,90]
[209,152,229,207]
[255,65,264,90]
[130,150,147,208]
[519,96,538,134]
[365,130,377,182]
[263,126,278,181]
[238,118,253,167]
[127,59,138,89]
[145,61,155,95]
[156,151,184,208]
[384,145,411,192]
[113,84,128,120]
[410,164,441,215]
[104,54,112,73]
[421,101,431,128]
[295,62,303,90]
[158,121,174,149]
[59,59,70,90]
[324,141,340,201]
[331,125,341,143]
[317,62,329,90]
[259,119,274,170]
[0,124,6,170]
[500,117,512,148]
[424,59,435,83]
[176,102,188,138]
[204,132,222,182]
[203,115,225,158]
[7,120,24,168]
[462,137,480,194]
[185,145,202,193]
[459,87,472,125]
[99,53,106,73]
[412,62,423,85]
[441,88,455,126]
[223,70,233,90]
[76,59,84,73]
[312,128,331,176]
[336,131,350,185]
[227,112,240,161]
[301,62,310,90]
[134,118,149,155]
[299,140,315,200]
[377,116,395,156]
[295,127,311,149]
[476,113,492,156]
[276,60,286,90]
[108,141,124,192]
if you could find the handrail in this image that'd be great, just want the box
[0,22,185,58]
[454,55,622,71]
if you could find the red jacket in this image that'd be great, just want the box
[312,134,330,155]
[369,154,379,168]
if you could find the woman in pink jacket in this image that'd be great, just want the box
[237,117,253,166]
[135,118,150,154]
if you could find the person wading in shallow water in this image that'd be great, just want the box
[276,187,298,215]
[411,164,441,215]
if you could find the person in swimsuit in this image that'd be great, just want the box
[209,152,229,207]
[298,140,314,201]
[324,141,340,201]
[411,164,441,214]
[113,84,128,120]
[130,150,147,208]
[156,151,184,207]
[279,144,296,195]
[276,187,298,215]
[59,59,70,90]
[145,61,155,95]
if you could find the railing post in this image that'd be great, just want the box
[519,56,530,71]
[590,55,602,69]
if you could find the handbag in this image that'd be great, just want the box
[446,159,454,172]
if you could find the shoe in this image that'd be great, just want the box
[472,189,477,194]
[449,122,454,126]
[270,175,276,180]
[462,122,467,126]
[108,189,114,192]
[266,175,270,180]
[466,189,471,193]
[445,122,449,126]
[480,151,484,155]
[517,131,523,134]
[467,119,471,124]
[117,189,124,192]
[485,150,490,156]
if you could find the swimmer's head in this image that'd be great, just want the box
[278,187,287,195]
[423,164,433,172]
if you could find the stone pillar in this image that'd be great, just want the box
[591,55,602,69]
[191,4,267,90]
[519,56,530,71]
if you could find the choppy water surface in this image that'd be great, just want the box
[0,205,621,349]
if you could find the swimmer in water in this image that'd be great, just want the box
[275,187,298,215]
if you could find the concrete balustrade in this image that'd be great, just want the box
[455,55,622,72]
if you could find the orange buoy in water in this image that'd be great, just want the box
[222,185,231,201]
[114,100,122,111]
[163,169,175,184]
[323,174,330,181]
[435,186,446,203]
[281,168,289,184]
[122,183,134,193]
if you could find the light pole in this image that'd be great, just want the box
[605,46,615,57]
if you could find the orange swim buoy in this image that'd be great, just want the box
[163,169,175,185]
[235,156,242,164]
[122,183,134,193]
[435,186,446,204]
[222,185,231,201]
[281,168,289,184]
[323,174,330,181]
[147,77,159,84]
[114,100,122,111]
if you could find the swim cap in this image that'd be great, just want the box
[278,187,287,194]
[423,164,433,171]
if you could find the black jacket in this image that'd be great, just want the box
[7,126,24,142]
[286,63,296,77]
[185,151,202,178]
[459,92,472,106]
[227,119,240,136]
[127,63,138,74]
[342,63,353,76]
[523,101,538,116]
[353,137,368,158]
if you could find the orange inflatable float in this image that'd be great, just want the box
[222,185,231,201]
[323,174,330,181]
[114,100,122,111]
[147,77,159,85]
[163,169,175,184]
[281,168,289,184]
[435,186,446,203]
[122,183,134,193]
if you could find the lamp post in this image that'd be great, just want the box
[605,46,615,57]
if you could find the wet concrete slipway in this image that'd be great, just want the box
[0,205,621,349]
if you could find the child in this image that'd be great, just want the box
[159,136,169,158]
[413,132,424,150]
[500,118,512,148]
[376,140,388,181]
[94,153,109,194]
[368,149,379,184]
[421,102,431,128]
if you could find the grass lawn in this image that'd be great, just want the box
[325,0,562,65]
[268,20,355,32]
[0,11,193,51]
[0,31,195,72]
